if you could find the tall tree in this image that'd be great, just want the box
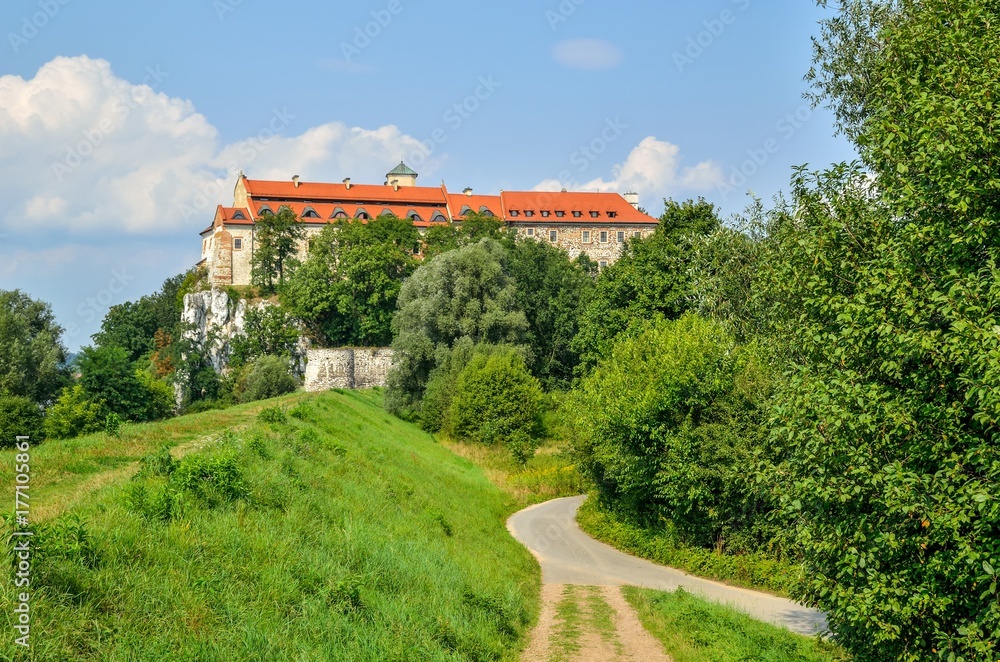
[771,3,1000,659]
[573,198,721,373]
[281,215,419,347]
[252,208,305,292]
[0,290,69,404]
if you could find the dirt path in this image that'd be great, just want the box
[522,584,670,661]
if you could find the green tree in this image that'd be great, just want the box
[568,314,777,550]
[93,273,186,362]
[77,345,170,422]
[769,2,1000,658]
[282,215,418,347]
[573,199,721,373]
[449,348,543,464]
[43,384,104,440]
[506,238,595,389]
[386,238,529,415]
[0,290,69,404]
[252,208,306,292]
[230,305,301,367]
[0,395,44,447]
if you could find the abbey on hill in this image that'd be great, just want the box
[199,162,658,286]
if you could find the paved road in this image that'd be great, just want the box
[507,495,827,637]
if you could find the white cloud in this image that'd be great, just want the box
[552,38,624,71]
[0,55,436,237]
[534,136,724,205]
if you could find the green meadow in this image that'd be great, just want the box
[0,389,538,661]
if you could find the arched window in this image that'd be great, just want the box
[232,211,247,220]
[479,206,494,217]
[355,207,371,220]
[431,211,447,223]
[381,208,395,218]
[331,207,348,219]
[460,205,473,216]
[407,209,423,222]
[258,204,273,215]
[301,206,320,219]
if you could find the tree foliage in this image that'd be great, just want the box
[768,2,1000,658]
[92,273,186,363]
[573,199,721,373]
[0,290,69,404]
[568,314,777,552]
[252,208,306,293]
[386,238,529,414]
[282,215,418,347]
[0,395,44,447]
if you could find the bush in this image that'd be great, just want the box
[0,395,44,447]
[43,385,103,440]
[567,313,779,552]
[449,349,543,462]
[233,356,298,403]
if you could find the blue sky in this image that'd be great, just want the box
[0,0,856,350]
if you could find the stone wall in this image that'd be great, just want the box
[304,348,395,392]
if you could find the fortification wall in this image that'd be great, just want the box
[305,348,395,392]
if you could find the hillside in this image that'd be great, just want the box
[0,390,539,660]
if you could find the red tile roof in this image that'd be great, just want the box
[221,177,657,229]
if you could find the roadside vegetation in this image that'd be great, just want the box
[624,587,848,662]
[0,390,538,660]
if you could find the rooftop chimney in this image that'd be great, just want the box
[561,188,567,193]
[292,175,300,188]
[343,177,352,190]
[623,191,640,209]
[391,179,400,192]
[463,187,473,196]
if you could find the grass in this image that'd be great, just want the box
[0,389,539,660]
[440,438,588,509]
[624,587,849,662]
[550,586,585,660]
[575,496,800,597]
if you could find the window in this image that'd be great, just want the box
[633,231,641,238]
[582,230,591,243]
[302,209,320,219]
[541,210,551,218]
[234,238,243,250]
[509,210,520,217]
[549,230,558,242]
[617,231,625,242]
[608,211,618,218]
[408,212,423,222]
[431,212,447,222]
[460,205,473,216]
[356,208,371,220]
[555,211,566,218]
[590,211,600,218]
[232,211,247,220]
[600,231,608,243]
[526,228,535,236]
[599,260,608,269]
[525,210,535,217]
[479,206,494,216]
[258,204,274,215]
[572,211,582,218]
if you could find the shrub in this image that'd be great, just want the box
[567,313,779,551]
[0,395,44,447]
[104,412,123,437]
[449,349,543,462]
[257,406,287,425]
[233,355,298,403]
[43,385,103,440]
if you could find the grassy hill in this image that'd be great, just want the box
[0,389,539,660]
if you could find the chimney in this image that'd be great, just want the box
[343,177,352,190]
[463,187,473,196]
[623,191,640,209]
[561,188,567,193]
[391,179,400,192]
[292,175,300,188]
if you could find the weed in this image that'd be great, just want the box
[257,406,287,425]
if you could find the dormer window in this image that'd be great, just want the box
[408,210,423,222]
[356,208,371,220]
[509,210,520,217]
[541,211,551,218]
[590,211,600,218]
[555,211,566,218]
[302,206,320,219]
[232,211,247,220]
[331,207,348,219]
[524,210,535,217]
[608,211,618,218]
[460,205,473,216]
[431,211,447,223]
[479,206,495,217]
[572,211,582,218]
[258,204,274,215]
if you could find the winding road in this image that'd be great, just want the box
[507,495,827,637]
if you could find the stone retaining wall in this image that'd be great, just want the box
[304,348,395,392]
